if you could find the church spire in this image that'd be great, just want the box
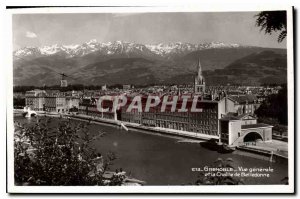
[194,57,205,95]
[197,58,202,78]
[196,58,204,84]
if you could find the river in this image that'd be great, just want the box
[14,116,288,185]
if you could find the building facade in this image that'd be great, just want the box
[44,96,67,113]
[66,97,80,112]
[219,113,272,146]
[230,94,261,115]
[118,96,235,138]
[25,96,45,111]
[78,98,115,120]
[25,89,46,111]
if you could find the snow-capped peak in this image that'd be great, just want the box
[85,39,99,46]
[14,40,244,59]
[40,44,63,55]
[64,44,80,49]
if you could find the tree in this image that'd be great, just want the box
[255,11,287,42]
[195,158,244,185]
[13,97,25,109]
[14,118,124,185]
[255,85,287,125]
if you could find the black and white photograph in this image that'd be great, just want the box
[5,5,294,194]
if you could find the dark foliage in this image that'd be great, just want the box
[255,85,287,125]
[14,118,121,185]
[69,106,79,112]
[14,86,37,93]
[255,11,287,42]
[13,97,25,108]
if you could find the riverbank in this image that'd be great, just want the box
[14,110,288,161]
[237,145,288,163]
[72,114,219,141]
[13,114,289,185]
[21,110,219,141]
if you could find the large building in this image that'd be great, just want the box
[25,89,46,111]
[119,95,236,138]
[44,96,67,113]
[230,94,261,115]
[219,113,272,146]
[24,89,80,113]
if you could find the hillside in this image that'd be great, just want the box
[201,50,287,85]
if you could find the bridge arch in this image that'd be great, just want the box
[243,131,263,142]
[30,112,37,117]
[23,110,37,118]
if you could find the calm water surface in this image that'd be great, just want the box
[15,116,288,185]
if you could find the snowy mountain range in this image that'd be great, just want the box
[14,39,243,60]
[13,39,286,86]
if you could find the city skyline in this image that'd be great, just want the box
[13,12,286,50]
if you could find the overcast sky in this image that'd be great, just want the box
[13,12,286,50]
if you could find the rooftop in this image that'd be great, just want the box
[236,113,256,119]
[230,94,258,104]
[220,112,257,121]
[219,116,239,121]
[241,123,273,129]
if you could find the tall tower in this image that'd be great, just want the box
[194,58,205,94]
[60,76,68,87]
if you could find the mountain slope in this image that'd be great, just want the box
[13,40,287,86]
[202,50,287,85]
[160,50,287,86]
[71,58,157,85]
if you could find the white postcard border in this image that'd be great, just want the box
[5,5,294,193]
